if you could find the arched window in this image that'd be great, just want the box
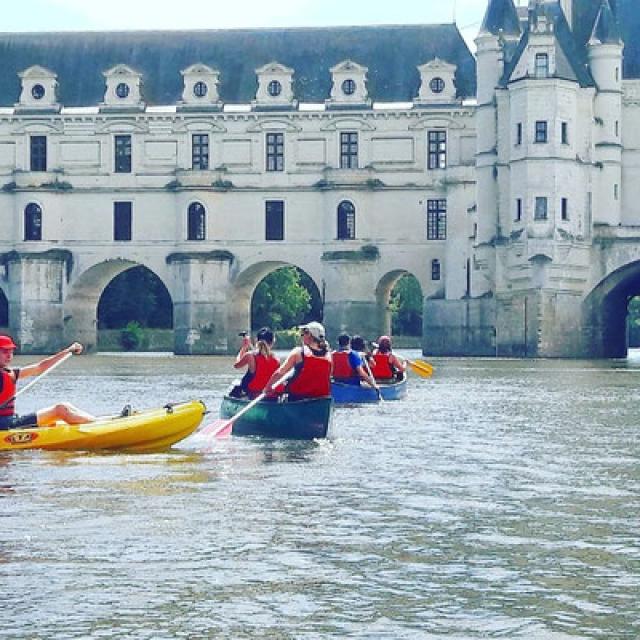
[24,203,42,241]
[337,200,356,240]
[187,202,206,241]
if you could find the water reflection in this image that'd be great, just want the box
[1,352,639,638]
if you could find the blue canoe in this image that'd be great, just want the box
[219,395,333,439]
[331,377,408,404]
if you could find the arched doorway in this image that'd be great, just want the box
[376,270,423,342]
[0,288,8,328]
[97,266,173,350]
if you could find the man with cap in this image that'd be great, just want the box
[263,321,332,401]
[0,335,95,431]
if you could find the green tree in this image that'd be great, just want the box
[628,296,640,347]
[390,274,423,336]
[98,266,173,329]
[252,267,315,330]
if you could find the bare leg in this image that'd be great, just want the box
[37,403,95,426]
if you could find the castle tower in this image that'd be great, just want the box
[587,0,624,226]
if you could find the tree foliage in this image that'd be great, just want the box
[628,296,640,347]
[252,267,319,330]
[390,274,423,336]
[98,266,173,329]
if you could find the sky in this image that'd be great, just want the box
[2,0,495,49]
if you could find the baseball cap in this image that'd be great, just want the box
[299,321,325,340]
[0,335,17,350]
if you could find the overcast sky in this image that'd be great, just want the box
[3,0,497,49]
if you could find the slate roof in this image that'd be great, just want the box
[480,0,521,37]
[0,24,476,107]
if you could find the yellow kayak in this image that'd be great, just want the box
[0,400,206,452]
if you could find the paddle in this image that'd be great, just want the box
[362,356,383,402]
[0,351,73,411]
[406,359,434,378]
[199,369,295,439]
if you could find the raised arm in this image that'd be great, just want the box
[233,335,255,370]
[264,348,301,394]
[19,342,83,379]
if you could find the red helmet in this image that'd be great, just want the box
[0,335,17,350]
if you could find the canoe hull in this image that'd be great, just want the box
[220,396,333,439]
[0,401,206,452]
[331,377,408,404]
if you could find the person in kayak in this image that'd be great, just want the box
[370,335,407,381]
[332,333,377,387]
[0,335,95,431]
[264,321,332,401]
[231,327,280,399]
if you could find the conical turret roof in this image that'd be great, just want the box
[479,0,521,37]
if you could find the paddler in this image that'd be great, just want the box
[0,335,95,430]
[263,321,332,401]
[332,333,377,388]
[231,327,280,399]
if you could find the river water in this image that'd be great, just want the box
[1,351,638,639]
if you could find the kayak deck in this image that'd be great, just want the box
[0,400,206,452]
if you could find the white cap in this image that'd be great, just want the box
[299,321,325,340]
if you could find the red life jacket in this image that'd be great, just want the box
[247,353,280,394]
[370,353,394,380]
[0,368,17,417]
[332,350,355,380]
[287,346,332,398]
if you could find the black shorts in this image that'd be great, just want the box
[0,413,38,431]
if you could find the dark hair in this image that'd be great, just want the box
[351,335,365,352]
[256,327,274,343]
[337,333,351,348]
[255,327,275,357]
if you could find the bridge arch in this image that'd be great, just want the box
[0,287,8,328]
[376,269,425,339]
[64,259,173,351]
[228,260,323,340]
[583,260,640,358]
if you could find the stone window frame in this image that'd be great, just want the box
[339,132,359,169]
[191,133,210,170]
[24,202,43,241]
[427,199,447,240]
[534,196,548,221]
[337,200,356,240]
[30,135,47,172]
[535,121,548,144]
[431,259,441,281]
[265,200,285,241]
[114,201,133,241]
[114,134,132,173]
[187,202,207,241]
[427,130,447,170]
[266,132,284,172]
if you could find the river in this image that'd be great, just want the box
[1,351,638,639]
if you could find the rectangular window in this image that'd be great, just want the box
[427,130,447,169]
[535,121,548,143]
[192,134,209,170]
[561,122,569,145]
[265,200,284,240]
[30,136,47,172]
[427,199,447,240]
[516,198,522,222]
[340,132,358,169]
[114,202,132,241]
[266,133,284,172]
[614,184,619,200]
[535,53,549,78]
[561,198,569,221]
[516,123,522,146]
[431,259,441,281]
[534,197,548,221]
[115,135,132,173]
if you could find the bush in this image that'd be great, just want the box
[120,321,145,351]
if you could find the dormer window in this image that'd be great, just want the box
[429,77,445,94]
[115,82,130,99]
[268,80,282,97]
[535,53,549,78]
[341,79,356,96]
[180,65,221,109]
[193,81,208,98]
[31,84,45,100]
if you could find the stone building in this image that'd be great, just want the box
[0,0,639,357]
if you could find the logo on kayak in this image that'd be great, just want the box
[4,432,39,445]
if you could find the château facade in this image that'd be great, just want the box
[0,0,639,357]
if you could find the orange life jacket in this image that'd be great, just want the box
[0,368,17,416]
[246,353,280,394]
[370,353,394,379]
[287,346,332,398]
[332,350,355,380]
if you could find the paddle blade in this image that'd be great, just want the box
[199,418,233,438]
[408,359,434,378]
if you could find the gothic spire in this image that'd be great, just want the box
[589,0,622,44]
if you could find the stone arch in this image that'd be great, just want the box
[583,260,640,358]
[64,259,173,351]
[376,269,424,338]
[228,260,323,343]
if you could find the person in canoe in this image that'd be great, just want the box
[263,321,332,401]
[0,335,95,431]
[370,335,407,381]
[230,327,280,399]
[332,333,378,388]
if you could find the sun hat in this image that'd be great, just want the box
[299,321,325,340]
[378,335,392,351]
[0,335,17,350]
